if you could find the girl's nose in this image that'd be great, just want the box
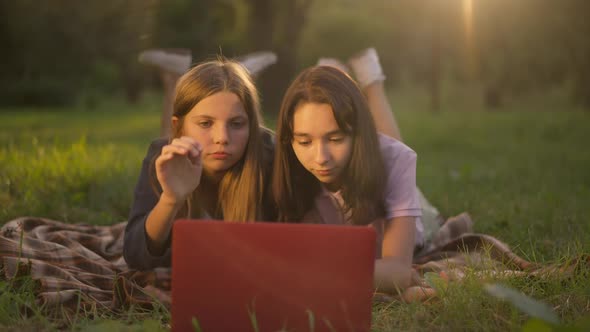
[314,142,330,165]
[213,124,229,145]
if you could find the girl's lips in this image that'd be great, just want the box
[210,152,230,159]
[315,169,333,176]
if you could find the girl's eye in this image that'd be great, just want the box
[296,140,311,146]
[230,120,246,129]
[198,121,212,128]
[329,136,344,143]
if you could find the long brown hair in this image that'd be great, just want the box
[152,58,267,222]
[272,66,386,225]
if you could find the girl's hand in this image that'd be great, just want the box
[155,136,203,203]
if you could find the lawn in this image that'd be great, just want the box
[0,93,589,331]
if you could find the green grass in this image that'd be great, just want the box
[403,109,590,260]
[0,91,589,331]
[0,97,160,225]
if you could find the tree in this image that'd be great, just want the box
[0,0,157,106]
[243,0,314,114]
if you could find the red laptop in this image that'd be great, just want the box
[171,220,376,332]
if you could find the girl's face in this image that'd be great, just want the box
[291,102,353,192]
[174,92,250,178]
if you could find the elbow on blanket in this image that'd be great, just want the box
[123,242,161,271]
[123,215,166,270]
[123,239,143,270]
[123,227,171,270]
[123,227,153,271]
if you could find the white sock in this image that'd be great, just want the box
[236,51,277,76]
[348,48,386,89]
[138,49,192,75]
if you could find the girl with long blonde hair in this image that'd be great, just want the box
[124,59,274,270]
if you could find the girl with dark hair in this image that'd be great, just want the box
[272,65,422,292]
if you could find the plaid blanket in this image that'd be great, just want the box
[0,215,585,311]
[0,217,171,311]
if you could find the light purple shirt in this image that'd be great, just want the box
[303,134,424,257]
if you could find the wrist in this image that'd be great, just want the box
[159,192,185,207]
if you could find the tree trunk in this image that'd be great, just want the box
[245,0,313,116]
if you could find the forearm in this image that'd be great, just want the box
[373,257,413,293]
[375,217,416,293]
[364,82,402,141]
[144,193,184,255]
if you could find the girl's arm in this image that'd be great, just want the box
[124,137,202,270]
[124,139,173,270]
[372,135,421,292]
[373,216,416,293]
[143,193,184,255]
[145,137,203,254]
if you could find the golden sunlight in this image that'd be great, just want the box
[462,0,477,79]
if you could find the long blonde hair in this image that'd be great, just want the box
[157,58,266,222]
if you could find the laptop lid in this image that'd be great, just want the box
[171,220,376,332]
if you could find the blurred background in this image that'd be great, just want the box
[0,0,589,280]
[1,0,589,113]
